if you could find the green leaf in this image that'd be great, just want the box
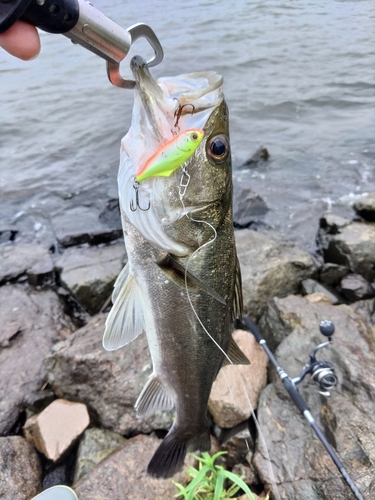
[213,470,224,500]
[220,470,255,499]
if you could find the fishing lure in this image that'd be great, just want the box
[135,128,204,182]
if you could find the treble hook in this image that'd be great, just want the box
[130,179,150,212]
[172,102,195,135]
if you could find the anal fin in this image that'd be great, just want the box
[135,374,174,417]
[222,336,250,366]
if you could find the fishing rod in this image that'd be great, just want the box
[239,315,364,500]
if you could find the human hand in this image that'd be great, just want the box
[0,20,40,60]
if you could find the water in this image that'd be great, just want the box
[1,0,374,251]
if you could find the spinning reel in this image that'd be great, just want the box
[292,320,338,396]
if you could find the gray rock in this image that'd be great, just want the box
[233,180,269,228]
[0,436,42,500]
[55,242,126,315]
[235,229,317,320]
[74,427,126,484]
[27,256,55,288]
[0,227,18,244]
[52,206,122,247]
[240,146,270,167]
[45,314,174,435]
[0,243,51,284]
[254,295,375,499]
[52,206,122,248]
[340,274,374,302]
[317,216,375,282]
[301,278,340,305]
[75,434,192,500]
[0,285,74,435]
[353,193,375,222]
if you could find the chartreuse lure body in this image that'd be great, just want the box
[135,128,204,182]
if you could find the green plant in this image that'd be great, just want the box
[173,451,256,500]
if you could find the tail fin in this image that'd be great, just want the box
[147,427,211,479]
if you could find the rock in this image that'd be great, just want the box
[75,434,192,500]
[235,229,317,320]
[340,273,374,302]
[319,262,348,286]
[304,292,334,305]
[0,243,51,284]
[317,216,375,282]
[74,427,126,483]
[208,330,268,427]
[240,146,270,167]
[301,278,339,304]
[353,192,375,221]
[27,256,55,288]
[55,242,126,314]
[254,295,375,499]
[233,180,269,228]
[98,198,122,228]
[0,285,74,435]
[45,314,174,435]
[232,462,258,488]
[23,399,90,462]
[0,226,18,244]
[0,436,42,500]
[52,206,122,248]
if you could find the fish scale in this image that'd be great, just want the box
[103,55,249,478]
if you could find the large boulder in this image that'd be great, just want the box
[0,243,51,284]
[353,192,375,222]
[253,295,375,499]
[0,285,74,435]
[0,436,42,500]
[235,229,317,320]
[45,314,174,435]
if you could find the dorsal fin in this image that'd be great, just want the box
[222,336,250,366]
[103,269,145,351]
[157,254,226,305]
[135,374,174,417]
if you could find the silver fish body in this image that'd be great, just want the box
[103,56,248,478]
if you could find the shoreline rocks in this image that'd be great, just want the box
[1,190,375,500]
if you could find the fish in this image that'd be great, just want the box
[103,55,249,479]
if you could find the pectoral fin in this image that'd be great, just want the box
[222,336,250,366]
[158,254,226,305]
[135,374,174,417]
[103,269,145,351]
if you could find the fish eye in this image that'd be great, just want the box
[207,135,229,164]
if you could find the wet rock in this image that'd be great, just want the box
[0,243,51,284]
[340,273,374,302]
[0,436,42,500]
[74,427,126,484]
[45,314,174,435]
[233,180,269,228]
[98,198,121,228]
[240,146,270,167]
[0,285,74,435]
[236,229,317,320]
[254,295,375,499]
[52,206,122,248]
[75,434,191,500]
[208,330,268,427]
[301,278,339,304]
[27,256,55,288]
[317,215,375,282]
[23,399,90,461]
[55,242,126,315]
[353,192,375,222]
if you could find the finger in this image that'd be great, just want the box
[0,21,41,60]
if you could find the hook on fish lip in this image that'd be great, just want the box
[172,101,195,135]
